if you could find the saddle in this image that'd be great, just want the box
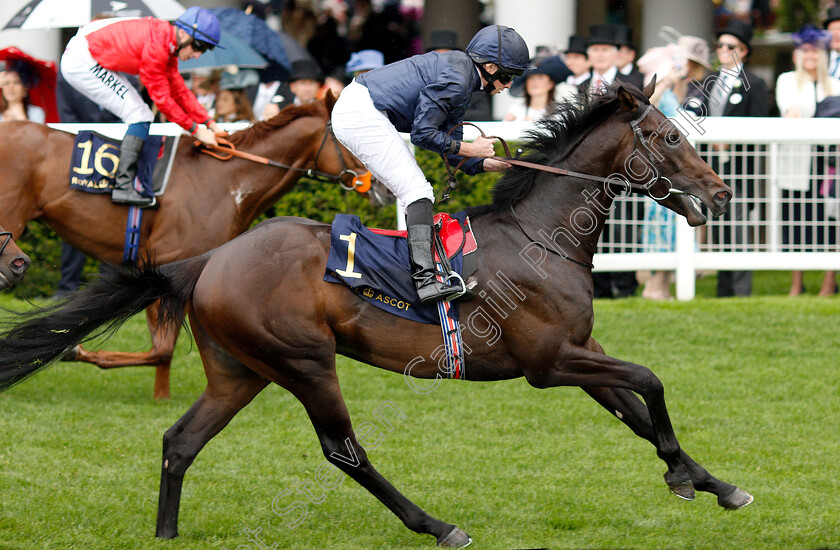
[369,212,478,275]
[68,130,179,198]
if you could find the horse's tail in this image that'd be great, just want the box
[0,254,211,392]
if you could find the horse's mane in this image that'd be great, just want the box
[472,83,650,215]
[226,100,328,149]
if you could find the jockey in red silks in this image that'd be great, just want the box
[60,7,224,207]
[331,25,532,304]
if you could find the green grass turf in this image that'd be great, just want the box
[0,271,839,549]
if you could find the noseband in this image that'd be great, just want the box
[0,232,12,258]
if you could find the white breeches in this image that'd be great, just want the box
[60,30,154,125]
[331,80,435,211]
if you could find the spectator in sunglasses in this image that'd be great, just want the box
[698,19,768,298]
[60,7,224,207]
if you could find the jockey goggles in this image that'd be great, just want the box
[494,71,515,85]
[191,38,215,53]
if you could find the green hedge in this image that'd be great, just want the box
[14,149,502,298]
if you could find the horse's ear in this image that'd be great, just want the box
[617,86,636,112]
[323,88,336,113]
[642,74,657,99]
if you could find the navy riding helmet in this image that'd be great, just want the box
[173,7,225,51]
[466,25,532,93]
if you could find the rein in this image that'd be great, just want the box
[195,122,371,193]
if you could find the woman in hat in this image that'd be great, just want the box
[0,61,46,123]
[503,56,569,122]
[214,71,258,124]
[775,24,840,296]
[345,49,384,79]
[636,34,712,300]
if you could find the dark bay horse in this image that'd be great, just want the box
[0,92,367,398]
[0,226,30,290]
[0,83,752,546]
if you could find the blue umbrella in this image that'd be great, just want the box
[179,31,267,71]
[210,8,291,79]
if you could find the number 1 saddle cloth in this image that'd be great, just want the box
[324,212,478,325]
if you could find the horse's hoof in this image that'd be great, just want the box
[437,526,472,548]
[665,476,695,501]
[718,487,754,510]
[59,345,80,362]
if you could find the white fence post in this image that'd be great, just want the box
[675,218,696,300]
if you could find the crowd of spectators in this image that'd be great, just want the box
[4,1,840,300]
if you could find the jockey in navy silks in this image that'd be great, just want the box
[331,25,532,305]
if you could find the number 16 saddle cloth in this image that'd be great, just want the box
[324,212,478,325]
[68,130,178,197]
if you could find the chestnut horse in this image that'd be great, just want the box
[0,92,367,398]
[0,226,30,290]
[0,84,752,546]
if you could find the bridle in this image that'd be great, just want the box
[444,103,684,203]
[196,121,371,192]
[0,232,13,258]
[312,122,370,190]
[445,101,690,271]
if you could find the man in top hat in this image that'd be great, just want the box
[564,35,591,85]
[701,18,768,297]
[825,5,840,78]
[557,35,591,101]
[579,24,645,298]
[426,30,459,53]
[578,24,643,95]
[614,24,644,88]
[288,59,324,106]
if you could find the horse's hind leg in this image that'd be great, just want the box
[582,340,753,510]
[69,301,178,399]
[156,319,269,539]
[284,363,471,548]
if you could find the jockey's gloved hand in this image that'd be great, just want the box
[206,120,226,136]
[195,126,218,146]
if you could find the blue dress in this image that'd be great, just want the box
[642,89,677,253]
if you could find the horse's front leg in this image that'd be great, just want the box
[584,384,754,509]
[580,338,753,509]
[524,341,693,501]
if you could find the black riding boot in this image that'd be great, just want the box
[406,199,463,305]
[111,135,154,207]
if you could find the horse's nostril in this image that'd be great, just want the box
[12,256,30,273]
[714,191,730,203]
